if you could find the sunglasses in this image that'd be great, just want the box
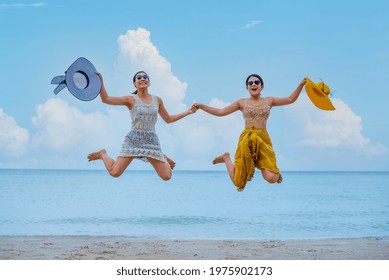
[136,74,149,80]
[247,80,261,86]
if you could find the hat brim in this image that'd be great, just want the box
[65,57,101,101]
[305,78,335,110]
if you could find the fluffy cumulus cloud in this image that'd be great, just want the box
[30,98,133,163]
[118,28,186,112]
[285,95,387,156]
[0,99,129,168]
[0,108,29,157]
[31,99,109,151]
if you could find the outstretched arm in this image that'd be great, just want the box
[158,97,198,124]
[268,78,307,107]
[195,99,242,116]
[96,72,133,107]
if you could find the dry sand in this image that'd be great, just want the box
[1,236,388,260]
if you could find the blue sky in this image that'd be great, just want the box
[0,0,388,171]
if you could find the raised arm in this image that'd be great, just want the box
[158,97,197,124]
[96,72,133,108]
[268,78,307,107]
[195,99,242,116]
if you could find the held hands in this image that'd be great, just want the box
[193,103,202,110]
[188,103,199,114]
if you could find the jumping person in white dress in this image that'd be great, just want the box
[87,71,197,180]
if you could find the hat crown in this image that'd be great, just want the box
[316,82,330,95]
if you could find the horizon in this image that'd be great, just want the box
[1,168,388,173]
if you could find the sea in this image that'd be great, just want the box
[0,169,388,240]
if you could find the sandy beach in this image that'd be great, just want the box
[1,236,388,260]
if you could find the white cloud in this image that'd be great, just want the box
[242,20,261,29]
[118,28,186,112]
[286,95,387,156]
[0,108,29,157]
[231,20,262,31]
[31,98,127,154]
[0,98,136,169]
[0,3,46,9]
[14,98,137,169]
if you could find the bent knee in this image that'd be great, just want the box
[233,180,246,190]
[261,169,280,184]
[109,169,123,178]
[265,177,278,184]
[161,171,172,181]
[263,173,279,184]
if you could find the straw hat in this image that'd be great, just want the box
[304,77,335,110]
[51,57,101,101]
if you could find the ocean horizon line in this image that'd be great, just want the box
[0,168,388,173]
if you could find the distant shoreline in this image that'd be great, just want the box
[1,169,389,172]
[1,236,388,260]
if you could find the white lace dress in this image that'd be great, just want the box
[119,94,166,162]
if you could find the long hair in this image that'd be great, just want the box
[131,70,150,95]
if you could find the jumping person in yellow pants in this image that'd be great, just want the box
[195,75,306,191]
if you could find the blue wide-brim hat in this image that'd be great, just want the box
[51,57,101,101]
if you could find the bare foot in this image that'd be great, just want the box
[87,149,106,161]
[212,152,230,164]
[164,155,176,170]
[277,174,283,184]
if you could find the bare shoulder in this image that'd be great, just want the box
[236,98,246,104]
[235,98,246,110]
[127,95,136,102]
[155,96,164,105]
[125,95,136,107]
[264,96,275,107]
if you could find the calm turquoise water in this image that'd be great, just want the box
[0,169,388,239]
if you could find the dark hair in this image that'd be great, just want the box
[131,70,150,95]
[245,74,264,88]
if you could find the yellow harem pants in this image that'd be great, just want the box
[233,128,280,191]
